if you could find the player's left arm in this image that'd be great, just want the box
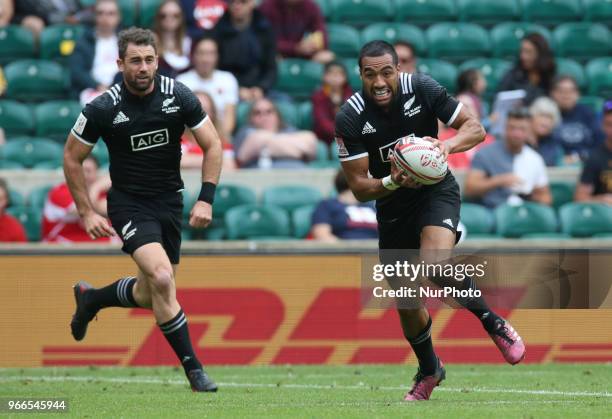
[431,107,486,161]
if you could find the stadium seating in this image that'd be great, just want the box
[0,100,35,137]
[555,58,587,92]
[34,100,81,142]
[7,188,26,208]
[314,0,330,19]
[276,59,323,100]
[458,58,512,100]
[460,203,495,238]
[262,185,322,212]
[426,23,491,62]
[0,161,25,169]
[494,202,558,238]
[560,203,612,237]
[585,58,612,98]
[39,24,84,61]
[340,58,361,91]
[328,0,394,26]
[292,205,315,238]
[489,22,552,59]
[416,59,458,93]
[117,0,137,27]
[583,0,612,26]
[458,0,521,26]
[553,23,611,61]
[298,101,313,130]
[0,25,36,64]
[360,24,427,55]
[28,185,53,211]
[213,184,257,218]
[138,0,163,28]
[6,206,42,241]
[235,100,300,131]
[578,96,605,114]
[1,137,64,169]
[394,0,457,26]
[521,0,583,26]
[4,60,68,101]
[327,24,361,59]
[549,181,575,210]
[225,204,291,240]
[91,143,110,167]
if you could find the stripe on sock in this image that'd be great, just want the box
[159,311,187,335]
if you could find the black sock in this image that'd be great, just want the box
[406,317,438,376]
[85,277,138,311]
[159,309,201,374]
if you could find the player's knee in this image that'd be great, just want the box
[147,266,174,296]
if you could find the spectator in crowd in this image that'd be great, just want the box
[180,0,227,38]
[177,36,238,139]
[153,0,192,77]
[312,61,352,144]
[394,41,417,74]
[260,0,334,64]
[311,170,377,241]
[456,68,487,121]
[212,0,277,101]
[575,101,612,205]
[69,0,120,105]
[233,97,317,168]
[181,90,237,170]
[464,108,552,208]
[41,156,112,243]
[0,0,14,27]
[550,75,603,164]
[528,97,563,167]
[498,33,556,106]
[12,0,94,40]
[0,179,27,242]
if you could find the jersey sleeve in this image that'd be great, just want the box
[71,102,104,146]
[416,73,463,127]
[175,80,208,130]
[334,107,367,162]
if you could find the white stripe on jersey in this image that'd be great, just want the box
[400,73,406,94]
[107,88,117,105]
[446,101,463,126]
[347,98,360,113]
[169,78,174,94]
[160,76,166,93]
[354,92,364,108]
[408,73,413,94]
[339,152,369,162]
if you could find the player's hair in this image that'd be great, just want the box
[507,107,532,121]
[118,27,158,59]
[334,170,350,194]
[456,69,481,95]
[551,74,578,92]
[152,0,186,58]
[358,40,398,69]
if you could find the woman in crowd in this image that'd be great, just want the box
[528,97,563,167]
[312,61,352,144]
[0,179,27,242]
[153,0,191,77]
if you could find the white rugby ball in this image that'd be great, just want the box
[392,136,447,185]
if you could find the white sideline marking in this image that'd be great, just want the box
[0,376,610,398]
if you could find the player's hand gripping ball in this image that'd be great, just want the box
[392,136,448,185]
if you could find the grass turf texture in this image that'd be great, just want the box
[0,364,610,418]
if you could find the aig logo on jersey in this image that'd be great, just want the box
[131,128,169,152]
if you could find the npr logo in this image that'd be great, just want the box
[131,128,169,152]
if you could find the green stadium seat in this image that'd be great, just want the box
[329,0,394,26]
[460,203,495,237]
[0,100,35,137]
[0,25,36,64]
[298,101,313,130]
[312,141,330,165]
[91,142,109,167]
[489,22,552,59]
[327,24,361,59]
[458,59,512,100]
[578,96,605,114]
[458,0,521,26]
[138,0,163,28]
[555,58,587,92]
[39,24,84,61]
[585,58,612,98]
[416,59,458,93]
[360,24,427,56]
[549,181,575,210]
[225,204,291,240]
[584,0,612,26]
[426,23,491,63]
[118,0,137,27]
[34,100,81,142]
[262,185,322,213]
[340,58,361,91]
[314,0,330,19]
[212,184,257,218]
[2,137,64,169]
[29,185,53,210]
[0,161,25,169]
[7,188,26,208]
[494,202,558,238]
[559,203,612,237]
[292,205,315,238]
[6,206,42,241]
[4,60,68,101]
[276,59,323,100]
[394,0,456,26]
[32,160,63,170]
[553,23,611,61]
[521,0,582,26]
[235,100,300,131]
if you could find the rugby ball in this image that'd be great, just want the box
[392,136,447,185]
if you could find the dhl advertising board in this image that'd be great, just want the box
[1,255,611,367]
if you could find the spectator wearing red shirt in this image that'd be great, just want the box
[312,61,352,144]
[260,0,334,64]
[0,178,27,242]
[181,0,227,38]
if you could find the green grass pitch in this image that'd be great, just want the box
[0,364,610,418]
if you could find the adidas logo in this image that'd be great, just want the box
[113,111,130,125]
[443,218,454,228]
[362,121,376,134]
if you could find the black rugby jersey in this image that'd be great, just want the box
[71,74,207,196]
[334,72,462,218]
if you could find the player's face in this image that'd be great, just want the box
[119,44,158,92]
[360,53,399,108]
